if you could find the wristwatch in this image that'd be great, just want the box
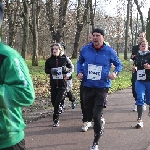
[113,71,119,76]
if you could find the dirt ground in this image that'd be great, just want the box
[25,87,150,150]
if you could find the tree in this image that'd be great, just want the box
[134,0,145,32]
[124,0,130,60]
[72,0,90,58]
[5,0,21,47]
[21,0,30,59]
[46,0,69,43]
[146,8,150,45]
[30,0,41,66]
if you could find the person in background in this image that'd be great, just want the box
[45,43,73,127]
[80,33,110,132]
[77,28,122,150]
[131,32,149,111]
[0,3,35,150]
[80,33,94,132]
[59,43,76,112]
[132,39,150,128]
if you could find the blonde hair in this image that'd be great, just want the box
[50,43,64,56]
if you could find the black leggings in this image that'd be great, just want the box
[80,81,88,122]
[51,87,66,121]
[131,72,137,101]
[93,105,104,134]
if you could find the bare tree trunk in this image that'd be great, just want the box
[89,0,95,30]
[72,0,90,58]
[124,0,130,60]
[134,0,145,32]
[31,0,38,66]
[6,0,20,47]
[146,8,150,45]
[129,0,133,48]
[134,13,138,45]
[21,0,30,59]
[46,0,69,42]
[116,21,120,57]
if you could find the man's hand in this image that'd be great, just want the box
[131,66,137,72]
[144,63,150,69]
[108,72,117,80]
[77,73,83,80]
[131,55,135,59]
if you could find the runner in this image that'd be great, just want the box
[77,28,122,150]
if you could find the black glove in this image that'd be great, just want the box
[51,68,59,75]
[62,66,70,72]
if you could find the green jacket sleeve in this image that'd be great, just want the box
[0,56,35,108]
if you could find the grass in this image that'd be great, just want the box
[26,53,132,99]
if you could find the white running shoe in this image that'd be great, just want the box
[135,119,143,129]
[53,120,59,127]
[101,117,105,125]
[133,105,137,111]
[100,117,105,136]
[87,122,93,128]
[90,143,99,150]
[82,122,88,132]
[143,104,146,111]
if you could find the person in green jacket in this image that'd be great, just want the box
[0,3,35,150]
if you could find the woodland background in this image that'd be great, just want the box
[1,0,149,121]
[0,0,150,65]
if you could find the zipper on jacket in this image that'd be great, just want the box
[94,51,98,64]
[56,58,58,88]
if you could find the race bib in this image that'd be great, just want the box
[52,67,63,79]
[137,69,146,80]
[87,64,102,80]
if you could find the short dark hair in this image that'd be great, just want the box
[92,28,105,36]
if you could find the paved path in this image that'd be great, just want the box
[25,88,150,150]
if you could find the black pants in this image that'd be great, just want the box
[50,87,66,121]
[83,87,108,136]
[0,139,25,150]
[131,72,137,101]
[80,81,88,122]
[66,91,76,102]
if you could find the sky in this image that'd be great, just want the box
[102,0,150,18]
[70,0,150,18]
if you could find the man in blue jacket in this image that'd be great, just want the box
[77,28,122,150]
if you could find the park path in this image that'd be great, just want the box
[25,87,150,150]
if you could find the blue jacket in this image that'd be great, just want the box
[77,43,122,88]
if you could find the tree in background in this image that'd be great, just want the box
[21,0,30,59]
[72,0,90,58]
[5,0,21,47]
[46,0,69,43]
[124,0,130,60]
[134,0,145,32]
[146,8,150,45]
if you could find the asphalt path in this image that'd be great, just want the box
[25,87,150,150]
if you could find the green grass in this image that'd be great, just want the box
[26,56,132,98]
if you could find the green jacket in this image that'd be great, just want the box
[0,42,35,149]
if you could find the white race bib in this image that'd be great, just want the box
[87,64,102,80]
[137,69,146,80]
[52,67,63,79]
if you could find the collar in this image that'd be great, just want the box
[139,50,150,55]
[92,44,104,50]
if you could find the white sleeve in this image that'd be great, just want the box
[66,56,74,77]
[66,56,74,73]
